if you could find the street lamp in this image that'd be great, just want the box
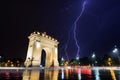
[92,52,96,66]
[61,57,64,61]
[76,56,79,60]
[112,45,120,65]
[60,57,65,66]
[92,53,95,58]
[113,45,119,53]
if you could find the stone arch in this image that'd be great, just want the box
[24,32,59,67]
[40,49,46,66]
[40,48,52,67]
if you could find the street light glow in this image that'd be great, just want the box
[92,54,95,58]
[61,57,64,61]
[76,56,79,60]
[113,48,118,53]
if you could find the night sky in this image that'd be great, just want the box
[0,0,120,60]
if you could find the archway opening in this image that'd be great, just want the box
[41,49,46,67]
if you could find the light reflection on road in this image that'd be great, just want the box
[0,66,120,80]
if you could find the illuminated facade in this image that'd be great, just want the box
[24,32,59,67]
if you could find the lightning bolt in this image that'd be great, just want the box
[73,0,87,59]
[64,0,87,60]
[64,27,73,61]
[65,44,70,61]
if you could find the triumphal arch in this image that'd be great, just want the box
[24,32,59,67]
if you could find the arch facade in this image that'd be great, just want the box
[24,32,59,67]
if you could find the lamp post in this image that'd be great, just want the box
[92,53,95,58]
[92,52,96,66]
[112,45,120,65]
[75,57,80,65]
[60,57,65,66]
[61,57,64,61]
[113,45,118,53]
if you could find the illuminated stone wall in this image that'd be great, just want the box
[24,32,59,67]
